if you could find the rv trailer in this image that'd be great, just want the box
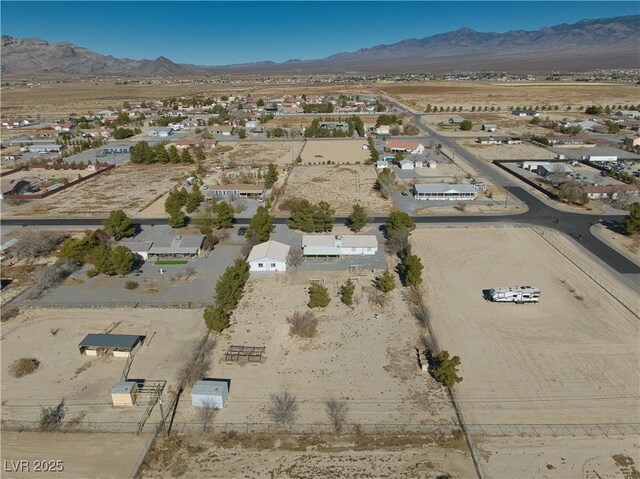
[489,286,540,303]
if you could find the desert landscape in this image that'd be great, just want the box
[299,139,370,165]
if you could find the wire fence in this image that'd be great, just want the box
[531,226,640,318]
[12,301,211,309]
[3,419,638,438]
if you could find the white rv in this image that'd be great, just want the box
[489,286,540,303]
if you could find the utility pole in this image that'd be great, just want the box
[505,186,510,208]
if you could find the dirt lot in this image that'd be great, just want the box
[300,139,370,165]
[275,164,391,215]
[140,433,475,479]
[172,268,456,428]
[423,112,555,139]
[412,226,640,426]
[382,81,640,112]
[477,436,640,479]
[3,164,192,217]
[457,139,557,161]
[223,141,304,166]
[1,431,151,479]
[1,308,206,425]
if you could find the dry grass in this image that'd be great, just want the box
[287,310,318,338]
[1,307,20,322]
[124,280,139,290]
[9,358,41,378]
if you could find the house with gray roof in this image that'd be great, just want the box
[413,184,477,201]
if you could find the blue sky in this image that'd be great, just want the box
[2,2,638,65]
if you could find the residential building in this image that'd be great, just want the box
[399,159,415,170]
[102,145,131,155]
[614,110,640,117]
[536,164,575,177]
[482,124,497,132]
[302,235,378,256]
[385,140,425,155]
[207,183,265,198]
[413,184,477,201]
[211,125,234,136]
[148,127,173,137]
[248,241,290,272]
[375,125,391,135]
[623,137,640,148]
[449,116,465,124]
[120,233,204,260]
[511,109,539,117]
[581,184,639,200]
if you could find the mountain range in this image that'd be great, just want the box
[2,15,639,77]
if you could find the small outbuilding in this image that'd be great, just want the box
[191,379,230,408]
[399,159,415,170]
[111,381,139,407]
[427,160,437,169]
[78,333,145,357]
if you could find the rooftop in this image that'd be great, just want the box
[78,333,144,351]
[413,183,477,194]
[247,241,290,263]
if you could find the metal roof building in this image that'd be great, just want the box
[302,235,378,256]
[248,241,290,272]
[413,184,477,201]
[78,334,145,357]
[192,379,229,408]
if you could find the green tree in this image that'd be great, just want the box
[288,199,334,233]
[348,204,369,232]
[238,128,247,139]
[264,163,279,189]
[605,121,620,134]
[58,232,100,263]
[622,202,640,235]
[103,209,135,240]
[192,201,217,234]
[401,254,423,287]
[89,243,114,275]
[340,279,355,306]
[194,146,206,162]
[375,169,397,199]
[377,269,396,293]
[215,259,250,312]
[213,201,235,229]
[246,205,274,242]
[203,305,230,332]
[433,351,463,387]
[168,145,180,163]
[459,119,473,131]
[186,184,204,214]
[385,211,415,238]
[110,246,134,275]
[180,148,193,163]
[367,136,379,163]
[308,283,330,308]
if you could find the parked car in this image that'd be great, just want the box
[238,227,247,236]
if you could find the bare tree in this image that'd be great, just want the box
[287,311,318,338]
[184,266,196,280]
[325,398,348,432]
[199,402,217,433]
[287,248,304,270]
[368,289,389,309]
[406,285,430,328]
[39,400,65,431]
[455,202,467,212]
[14,230,68,260]
[177,336,216,390]
[28,260,79,299]
[385,229,409,257]
[268,391,298,426]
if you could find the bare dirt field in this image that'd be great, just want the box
[477,436,640,479]
[381,81,639,112]
[412,226,640,426]
[224,141,304,166]
[423,112,554,138]
[3,164,192,217]
[140,433,476,479]
[1,308,206,425]
[275,164,391,215]
[300,139,370,165]
[171,268,456,428]
[1,431,151,479]
[457,139,557,161]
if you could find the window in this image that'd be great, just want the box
[258,263,263,268]
[270,263,276,268]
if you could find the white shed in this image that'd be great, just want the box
[248,241,290,272]
[414,159,424,168]
[191,380,229,408]
[427,160,437,169]
[111,381,138,407]
[399,159,414,170]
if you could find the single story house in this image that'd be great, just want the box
[376,160,389,170]
[192,379,230,409]
[449,116,465,124]
[623,137,640,148]
[477,136,522,145]
[211,125,234,136]
[318,121,349,131]
[96,110,118,118]
[586,155,618,163]
[26,144,64,154]
[248,241,290,272]
[581,184,639,200]
[111,381,139,407]
[375,125,391,135]
[102,145,131,155]
[207,183,265,198]
[147,235,204,259]
[482,124,497,132]
[576,120,601,130]
[302,235,378,256]
[385,140,425,155]
[537,164,575,177]
[413,184,477,201]
[148,127,173,137]
[78,333,145,357]
[511,109,539,117]
[521,161,552,171]
[399,159,415,170]
[614,110,640,118]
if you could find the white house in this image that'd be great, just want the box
[148,127,173,137]
[376,160,389,170]
[449,116,465,124]
[521,161,551,171]
[375,125,391,135]
[399,159,415,170]
[302,235,378,256]
[191,380,229,409]
[386,140,425,155]
[414,159,424,168]
[512,109,539,117]
[427,160,437,168]
[248,241,290,272]
[482,124,497,132]
[413,184,477,201]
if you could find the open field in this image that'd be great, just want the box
[2,164,192,217]
[1,308,206,425]
[300,139,370,164]
[275,164,391,214]
[224,141,303,166]
[172,268,456,427]
[423,112,554,138]
[457,139,557,161]
[477,436,640,479]
[412,226,640,426]
[381,81,640,112]
[1,431,151,479]
[140,433,476,479]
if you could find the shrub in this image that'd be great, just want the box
[125,280,139,290]
[1,307,19,322]
[39,400,65,431]
[308,283,330,308]
[9,358,41,378]
[433,351,463,387]
[287,310,318,338]
[203,306,230,332]
[177,336,215,389]
[14,230,67,259]
[86,268,99,278]
[28,260,79,299]
[325,398,348,432]
[340,279,355,306]
[377,270,396,293]
[268,391,298,426]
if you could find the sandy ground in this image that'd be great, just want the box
[414,204,524,216]
[477,436,640,479]
[382,81,640,112]
[225,141,304,166]
[275,164,391,215]
[412,227,640,425]
[3,164,192,217]
[300,139,370,164]
[140,433,476,479]
[172,268,456,427]
[1,308,206,425]
[422,113,553,138]
[457,139,557,161]
[1,431,152,479]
